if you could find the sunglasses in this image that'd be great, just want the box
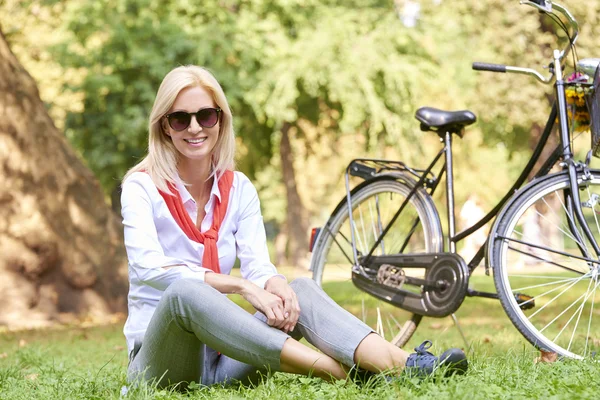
[164,107,222,131]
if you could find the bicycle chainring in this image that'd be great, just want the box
[423,254,469,317]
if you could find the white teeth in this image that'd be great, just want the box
[185,138,207,144]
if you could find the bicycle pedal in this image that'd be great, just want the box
[514,292,535,310]
[376,264,406,289]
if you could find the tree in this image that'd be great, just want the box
[47,0,437,267]
[9,0,597,269]
[0,27,127,329]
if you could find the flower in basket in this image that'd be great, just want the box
[565,72,592,133]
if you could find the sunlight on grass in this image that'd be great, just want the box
[1,275,600,398]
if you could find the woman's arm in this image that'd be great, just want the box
[122,174,211,291]
[204,272,287,328]
[233,173,299,332]
[234,174,285,288]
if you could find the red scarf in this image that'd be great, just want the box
[157,170,234,273]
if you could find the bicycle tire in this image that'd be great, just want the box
[490,170,600,358]
[311,175,443,348]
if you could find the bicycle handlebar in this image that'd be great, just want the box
[472,62,554,83]
[472,63,506,73]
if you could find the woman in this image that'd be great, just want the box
[121,65,467,388]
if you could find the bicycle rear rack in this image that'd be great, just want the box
[347,158,437,187]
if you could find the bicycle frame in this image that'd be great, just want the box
[344,52,600,278]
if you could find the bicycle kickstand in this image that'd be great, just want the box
[451,313,471,351]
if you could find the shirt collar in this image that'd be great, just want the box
[175,174,222,204]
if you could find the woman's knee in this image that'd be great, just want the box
[289,277,318,293]
[164,278,215,304]
[289,277,321,303]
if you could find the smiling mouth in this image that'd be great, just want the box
[184,138,207,144]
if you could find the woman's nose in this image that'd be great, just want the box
[188,115,203,132]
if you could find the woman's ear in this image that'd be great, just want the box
[162,120,171,136]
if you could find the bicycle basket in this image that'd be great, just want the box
[588,65,600,157]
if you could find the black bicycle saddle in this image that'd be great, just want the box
[415,107,477,135]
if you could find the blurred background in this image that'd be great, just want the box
[1,0,600,327]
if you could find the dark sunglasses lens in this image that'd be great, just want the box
[168,112,191,131]
[198,108,219,128]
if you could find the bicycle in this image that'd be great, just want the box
[309,0,600,359]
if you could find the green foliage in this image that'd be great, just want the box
[3,0,600,230]
[3,0,439,193]
[247,5,437,153]
[54,0,212,191]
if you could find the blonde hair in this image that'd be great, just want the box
[123,65,235,192]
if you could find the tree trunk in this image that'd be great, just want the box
[279,123,310,268]
[274,221,288,267]
[0,28,128,329]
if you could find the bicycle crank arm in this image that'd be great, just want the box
[353,253,469,318]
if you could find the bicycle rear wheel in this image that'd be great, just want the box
[490,170,600,358]
[311,175,443,347]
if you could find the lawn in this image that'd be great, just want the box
[1,274,600,399]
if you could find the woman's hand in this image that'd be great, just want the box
[241,282,288,329]
[203,273,299,333]
[264,277,301,333]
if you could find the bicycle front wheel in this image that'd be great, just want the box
[311,175,443,348]
[490,170,600,358]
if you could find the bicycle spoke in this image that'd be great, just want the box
[541,290,587,335]
[516,273,589,309]
[323,225,355,266]
[367,198,378,254]
[357,205,369,255]
[499,235,597,265]
[512,275,584,292]
[351,216,365,257]
[544,277,600,340]
[506,244,587,276]
[528,272,591,321]
[550,192,589,254]
[512,212,572,261]
[538,195,582,247]
[585,273,598,357]
[509,227,589,274]
[554,191,594,261]
[536,194,591,272]
[509,274,585,280]
[565,276,598,352]
[374,194,386,254]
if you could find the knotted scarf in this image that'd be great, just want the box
[157,170,234,273]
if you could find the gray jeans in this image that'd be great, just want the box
[127,277,373,388]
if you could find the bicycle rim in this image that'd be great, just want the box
[492,172,600,358]
[311,176,442,347]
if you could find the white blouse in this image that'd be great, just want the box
[121,171,282,354]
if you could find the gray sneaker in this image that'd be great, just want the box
[404,340,468,377]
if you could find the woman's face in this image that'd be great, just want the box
[164,86,220,164]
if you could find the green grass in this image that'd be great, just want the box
[1,275,600,399]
